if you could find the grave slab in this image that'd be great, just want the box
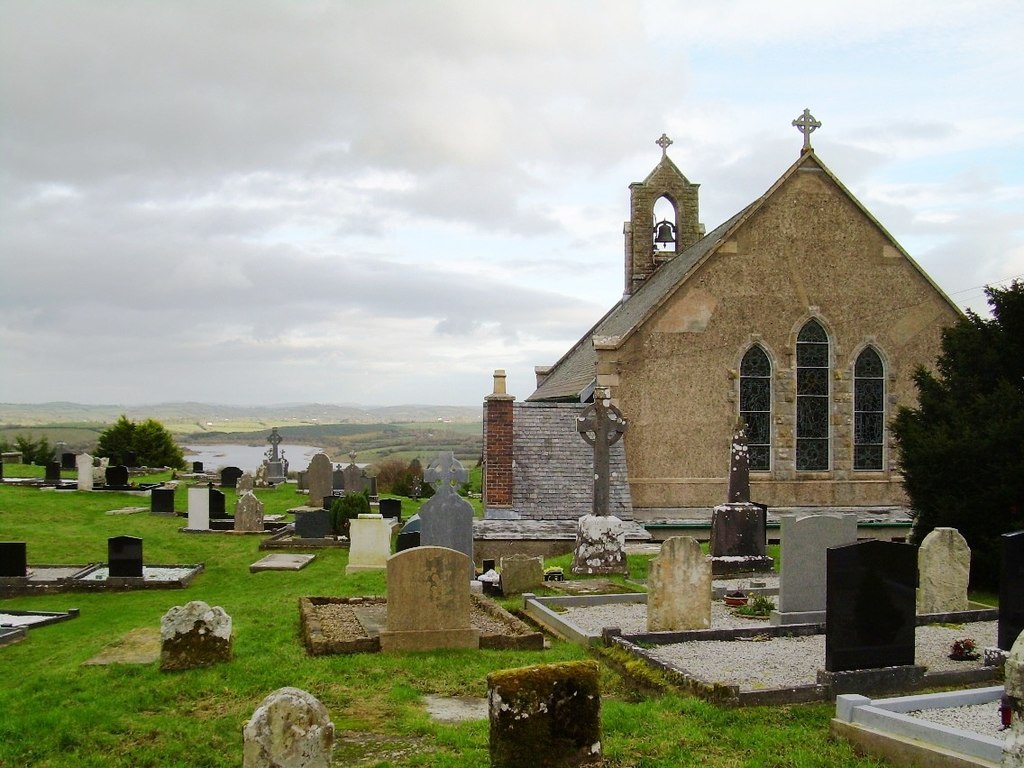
[250,553,316,573]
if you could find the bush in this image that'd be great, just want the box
[96,415,185,469]
[329,491,370,536]
[11,434,54,465]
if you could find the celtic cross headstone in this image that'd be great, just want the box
[576,391,627,516]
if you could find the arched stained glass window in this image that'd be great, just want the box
[854,347,885,470]
[739,346,771,471]
[796,319,829,470]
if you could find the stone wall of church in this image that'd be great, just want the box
[608,163,961,510]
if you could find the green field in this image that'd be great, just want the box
[0,469,887,767]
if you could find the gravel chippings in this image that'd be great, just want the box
[907,701,1008,741]
[560,600,771,636]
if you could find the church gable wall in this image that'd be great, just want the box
[612,164,960,509]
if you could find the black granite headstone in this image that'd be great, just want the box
[0,460,5,481]
[332,468,345,491]
[124,450,138,468]
[1000,531,1024,650]
[709,504,767,557]
[61,452,76,470]
[396,514,421,552]
[220,466,243,488]
[150,487,176,515]
[209,488,227,519]
[192,461,204,473]
[45,461,62,483]
[107,535,143,578]
[379,498,402,519]
[105,465,130,487]
[825,539,917,672]
[294,508,333,539]
[0,542,28,577]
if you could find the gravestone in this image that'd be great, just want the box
[124,450,138,467]
[1004,630,1024,767]
[379,498,402,519]
[825,539,917,672]
[108,535,144,578]
[708,424,772,574]
[236,472,255,494]
[296,470,308,491]
[917,527,970,614]
[396,514,420,552]
[379,546,479,652]
[571,390,629,575]
[187,485,211,530]
[234,492,265,532]
[0,461,3,481]
[61,452,76,470]
[345,514,391,574]
[306,453,333,509]
[151,487,176,515]
[92,457,108,486]
[263,427,288,485]
[209,487,227,519]
[488,660,602,768]
[254,463,269,487]
[771,513,857,625]
[160,600,232,671]
[45,461,61,483]
[0,542,28,578]
[294,508,332,539]
[220,466,243,488]
[76,453,94,491]
[243,687,334,768]
[105,465,130,488]
[647,536,711,631]
[498,554,544,596]
[1000,531,1024,650]
[418,452,475,578]
[192,461,204,473]
[332,466,345,491]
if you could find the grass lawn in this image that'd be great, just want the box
[0,470,887,767]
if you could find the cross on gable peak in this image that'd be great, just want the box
[792,108,822,153]
[656,133,673,158]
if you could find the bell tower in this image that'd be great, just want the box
[624,134,702,296]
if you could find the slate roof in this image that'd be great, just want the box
[510,401,632,520]
[528,150,961,402]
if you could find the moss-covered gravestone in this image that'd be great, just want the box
[159,600,233,671]
[243,687,334,768]
[487,660,602,767]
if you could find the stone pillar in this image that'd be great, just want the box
[488,660,602,768]
[243,687,334,768]
[483,370,515,513]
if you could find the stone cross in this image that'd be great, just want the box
[576,390,627,516]
[792,108,821,151]
[424,451,467,497]
[266,427,282,462]
[656,133,673,157]
[727,420,751,504]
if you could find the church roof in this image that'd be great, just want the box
[528,149,961,403]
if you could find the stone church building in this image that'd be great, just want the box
[482,116,961,533]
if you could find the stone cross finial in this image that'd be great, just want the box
[424,451,467,496]
[576,389,627,516]
[656,133,673,157]
[348,451,357,465]
[727,420,751,504]
[266,428,282,461]
[792,108,821,151]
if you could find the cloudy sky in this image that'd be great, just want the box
[2,1,1022,408]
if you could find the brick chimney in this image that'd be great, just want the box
[483,369,515,512]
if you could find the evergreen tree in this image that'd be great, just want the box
[892,281,1024,589]
[96,415,185,469]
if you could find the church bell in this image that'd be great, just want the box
[654,219,676,246]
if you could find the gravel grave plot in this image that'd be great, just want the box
[309,600,533,640]
[559,599,773,636]
[906,700,1007,741]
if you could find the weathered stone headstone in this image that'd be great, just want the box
[160,600,232,671]
[236,472,255,495]
[294,508,332,539]
[498,554,544,596]
[108,535,143,578]
[418,452,475,578]
[1000,530,1024,650]
[187,485,210,530]
[1003,629,1024,767]
[647,536,711,631]
[209,487,227,519]
[76,453,94,491]
[345,514,391,574]
[916,527,970,614]
[825,539,917,672]
[379,498,402,519]
[379,546,479,652]
[0,542,28,578]
[488,660,602,768]
[92,456,108,486]
[572,390,629,575]
[151,487,176,515]
[254,463,269,487]
[306,453,333,509]
[220,466,243,488]
[234,492,264,532]
[242,687,334,768]
[45,461,61,483]
[771,513,857,625]
[105,464,130,488]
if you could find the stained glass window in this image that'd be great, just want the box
[796,319,829,470]
[740,345,771,470]
[854,347,885,470]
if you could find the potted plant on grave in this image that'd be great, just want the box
[723,590,748,607]
[949,638,980,661]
